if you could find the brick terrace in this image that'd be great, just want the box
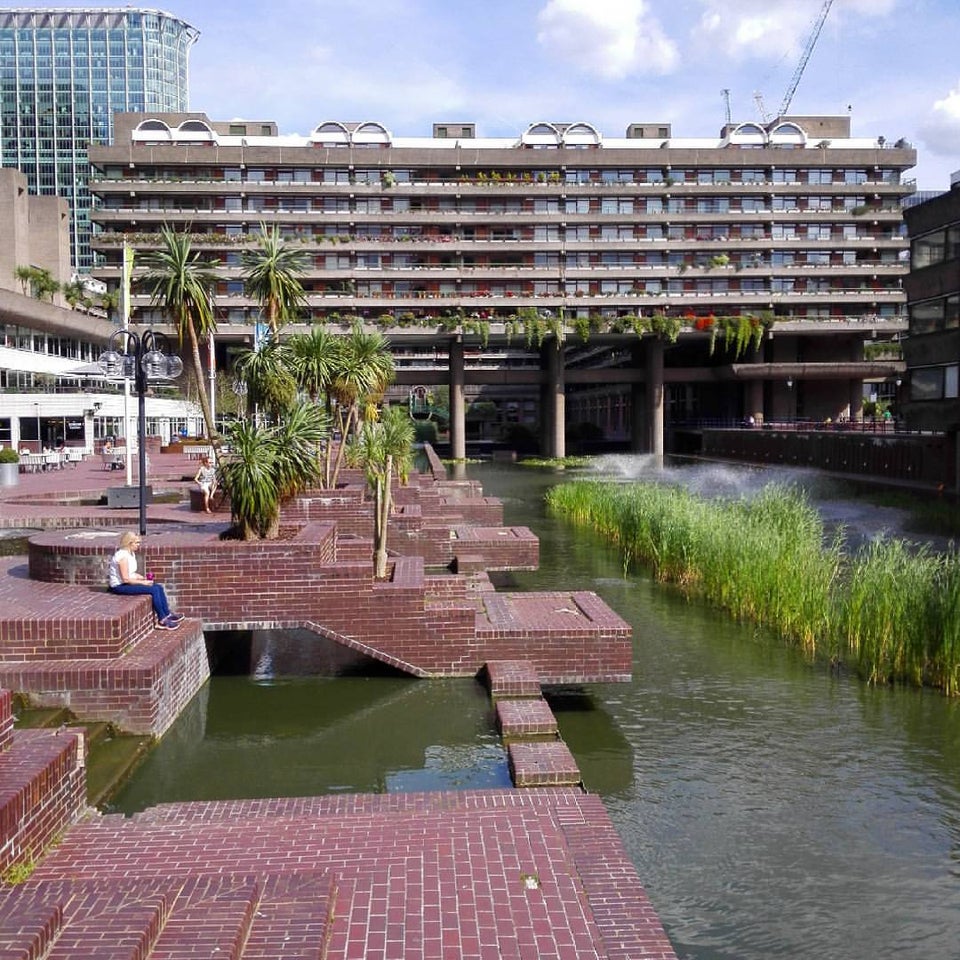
[0,451,677,958]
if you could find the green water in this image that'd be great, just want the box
[109,459,960,960]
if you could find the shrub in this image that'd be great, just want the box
[0,448,19,464]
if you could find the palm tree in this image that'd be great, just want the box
[346,406,414,578]
[288,326,337,403]
[241,222,309,335]
[140,227,220,446]
[328,324,396,489]
[233,335,297,424]
[219,400,328,540]
[99,289,120,322]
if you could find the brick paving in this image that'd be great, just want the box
[0,453,678,959]
[16,790,676,959]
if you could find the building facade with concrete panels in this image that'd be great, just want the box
[88,112,914,457]
[0,169,203,454]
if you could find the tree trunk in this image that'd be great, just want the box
[186,320,221,450]
[374,459,391,580]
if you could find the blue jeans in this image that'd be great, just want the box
[109,582,171,620]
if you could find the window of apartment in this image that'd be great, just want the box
[666,198,686,213]
[947,224,960,260]
[601,252,634,266]
[844,168,868,184]
[910,366,949,401]
[771,169,798,183]
[223,167,242,181]
[565,197,590,214]
[534,252,559,267]
[740,197,765,212]
[697,198,730,213]
[601,169,634,183]
[565,169,594,184]
[771,224,798,239]
[740,223,765,239]
[601,225,634,240]
[566,226,592,240]
[645,224,665,239]
[223,196,242,212]
[843,195,867,211]
[354,198,382,213]
[807,224,832,240]
[740,168,766,183]
[807,168,833,184]
[807,195,832,211]
[565,253,590,267]
[246,168,267,182]
[912,230,946,269]
[323,169,351,184]
[600,197,633,214]
[642,168,664,183]
[356,253,382,269]
[645,197,664,213]
[667,225,685,241]
[772,196,799,211]
[535,198,560,214]
[535,225,561,241]
[771,251,796,266]
[697,169,731,184]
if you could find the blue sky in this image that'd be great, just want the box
[7,0,960,189]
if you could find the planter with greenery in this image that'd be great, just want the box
[0,447,19,487]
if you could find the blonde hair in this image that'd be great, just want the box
[118,531,140,550]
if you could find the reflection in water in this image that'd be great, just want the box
[478,459,960,960]
[108,457,960,960]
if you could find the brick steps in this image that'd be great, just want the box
[0,871,335,960]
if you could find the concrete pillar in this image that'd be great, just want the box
[747,379,764,424]
[449,337,466,460]
[646,339,665,461]
[540,340,565,458]
[849,380,864,422]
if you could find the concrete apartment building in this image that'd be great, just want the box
[88,111,915,457]
[0,7,198,269]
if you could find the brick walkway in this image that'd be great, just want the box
[18,790,677,959]
[0,453,677,958]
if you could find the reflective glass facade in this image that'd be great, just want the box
[0,8,198,268]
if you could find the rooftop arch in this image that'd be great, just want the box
[768,121,807,146]
[561,122,601,147]
[725,122,768,147]
[352,121,391,146]
[520,122,563,148]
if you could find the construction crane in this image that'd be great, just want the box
[754,0,834,122]
[721,88,732,126]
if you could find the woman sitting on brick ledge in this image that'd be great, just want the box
[107,531,184,630]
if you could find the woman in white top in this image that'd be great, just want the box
[107,531,183,630]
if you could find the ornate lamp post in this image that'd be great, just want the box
[98,330,183,535]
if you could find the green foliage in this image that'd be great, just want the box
[547,479,960,695]
[2,850,35,885]
[0,448,19,463]
[220,400,327,540]
[139,227,219,444]
[241,222,309,334]
[15,265,58,301]
[413,420,438,444]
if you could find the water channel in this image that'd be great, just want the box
[107,458,960,960]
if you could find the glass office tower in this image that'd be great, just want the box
[0,8,199,269]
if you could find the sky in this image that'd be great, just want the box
[6,0,960,190]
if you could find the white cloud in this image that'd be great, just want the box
[918,80,960,156]
[536,0,678,80]
[693,0,827,62]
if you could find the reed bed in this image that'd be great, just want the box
[546,479,960,694]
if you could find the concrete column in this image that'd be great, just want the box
[448,337,466,460]
[646,339,665,461]
[747,379,764,424]
[849,380,864,422]
[540,340,565,458]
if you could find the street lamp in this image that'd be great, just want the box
[98,329,183,535]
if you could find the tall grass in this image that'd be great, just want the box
[546,479,960,694]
